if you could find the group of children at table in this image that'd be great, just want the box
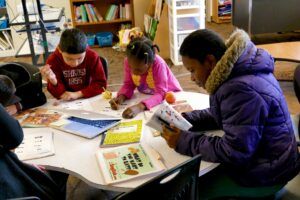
[0,28,299,199]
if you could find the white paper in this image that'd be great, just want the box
[15,128,55,161]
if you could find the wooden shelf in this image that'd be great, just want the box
[212,0,231,23]
[70,0,134,34]
[75,19,132,26]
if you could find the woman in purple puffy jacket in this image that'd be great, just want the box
[162,29,300,199]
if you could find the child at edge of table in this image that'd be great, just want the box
[109,36,182,118]
[41,28,107,101]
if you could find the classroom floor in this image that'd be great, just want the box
[0,22,300,199]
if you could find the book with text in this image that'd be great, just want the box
[100,120,143,147]
[15,128,55,161]
[96,143,165,184]
[146,101,193,132]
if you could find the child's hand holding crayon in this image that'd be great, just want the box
[109,94,126,110]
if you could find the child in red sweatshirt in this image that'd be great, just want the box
[41,28,107,101]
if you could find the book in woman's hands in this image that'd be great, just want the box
[146,101,193,132]
[96,143,165,184]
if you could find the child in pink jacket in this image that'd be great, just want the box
[110,37,182,118]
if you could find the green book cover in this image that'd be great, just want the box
[96,143,165,184]
[80,4,88,22]
[149,18,158,41]
[105,5,114,20]
[100,120,143,147]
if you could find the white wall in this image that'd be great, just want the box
[133,0,152,30]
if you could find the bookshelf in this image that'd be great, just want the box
[70,0,134,34]
[212,0,231,23]
[0,2,14,57]
[168,0,205,65]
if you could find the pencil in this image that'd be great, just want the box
[33,71,41,77]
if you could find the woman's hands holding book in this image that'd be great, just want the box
[161,124,181,149]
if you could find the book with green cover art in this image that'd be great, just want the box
[96,143,165,184]
[100,120,143,147]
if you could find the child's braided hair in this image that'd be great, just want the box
[126,37,160,64]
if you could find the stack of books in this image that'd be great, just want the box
[104,4,131,21]
[74,3,103,23]
[218,0,232,19]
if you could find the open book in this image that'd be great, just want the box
[146,101,193,132]
[16,108,63,128]
[96,143,165,184]
[15,128,55,161]
[100,120,143,147]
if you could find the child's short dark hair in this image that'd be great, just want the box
[59,28,87,54]
[126,37,160,64]
[0,75,16,106]
[179,29,226,63]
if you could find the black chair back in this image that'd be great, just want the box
[115,155,201,200]
[100,56,108,79]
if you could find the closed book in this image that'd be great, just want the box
[149,18,158,40]
[96,143,166,184]
[108,5,118,20]
[125,4,131,19]
[80,5,88,22]
[104,5,113,20]
[84,4,93,22]
[113,6,119,20]
[88,4,98,22]
[76,6,82,22]
[93,6,103,21]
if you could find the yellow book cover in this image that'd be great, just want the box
[100,120,143,147]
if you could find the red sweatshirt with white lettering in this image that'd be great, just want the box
[46,47,107,99]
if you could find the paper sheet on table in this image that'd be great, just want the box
[48,99,94,111]
[15,128,55,161]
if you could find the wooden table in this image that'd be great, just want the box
[257,42,300,63]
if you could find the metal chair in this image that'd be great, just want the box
[115,155,201,200]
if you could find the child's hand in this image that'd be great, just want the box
[109,95,126,110]
[161,124,181,149]
[60,91,83,101]
[122,103,146,119]
[41,64,57,85]
[5,104,18,116]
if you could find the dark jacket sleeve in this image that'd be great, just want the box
[0,105,23,150]
[176,85,269,166]
[182,108,220,131]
